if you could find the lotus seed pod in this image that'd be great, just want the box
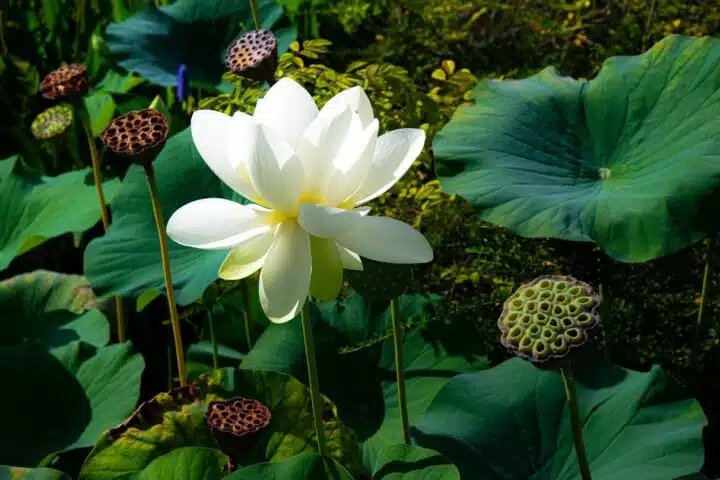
[225,29,278,83]
[205,397,271,465]
[31,104,73,140]
[100,108,169,166]
[205,397,272,436]
[498,275,601,364]
[39,64,89,100]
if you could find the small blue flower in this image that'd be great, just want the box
[176,64,189,101]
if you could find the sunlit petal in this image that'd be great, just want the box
[259,221,311,323]
[167,198,275,249]
[320,86,374,128]
[297,105,354,198]
[247,124,305,214]
[352,128,426,205]
[190,110,263,203]
[298,204,370,239]
[309,237,343,301]
[253,77,318,148]
[338,245,363,271]
[335,216,433,264]
[218,228,277,280]
[325,119,379,206]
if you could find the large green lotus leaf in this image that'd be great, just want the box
[0,342,144,466]
[435,35,720,262]
[369,445,459,480]
[84,128,243,305]
[413,356,706,479]
[0,270,108,351]
[0,466,70,480]
[79,368,363,480]
[226,453,353,479]
[241,294,487,470]
[0,156,121,271]
[136,447,227,480]
[105,0,290,87]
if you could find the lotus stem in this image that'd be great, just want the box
[144,164,187,387]
[598,283,611,362]
[79,106,127,343]
[300,298,327,456]
[560,364,592,480]
[207,307,219,369]
[691,232,719,364]
[391,298,410,444]
[242,279,253,350]
[248,0,261,29]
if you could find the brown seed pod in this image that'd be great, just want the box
[205,397,271,436]
[100,108,169,166]
[39,64,89,100]
[225,29,278,83]
[205,397,271,465]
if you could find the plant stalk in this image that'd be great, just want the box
[300,298,327,456]
[391,298,410,444]
[80,107,127,343]
[207,307,219,369]
[242,279,253,350]
[144,164,187,387]
[560,364,592,480]
[691,232,719,363]
[248,0,261,29]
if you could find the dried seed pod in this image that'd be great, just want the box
[31,104,74,140]
[100,108,169,166]
[498,275,601,365]
[225,29,278,83]
[39,64,89,100]
[205,397,271,464]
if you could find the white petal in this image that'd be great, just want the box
[321,86,374,128]
[247,124,305,214]
[259,221,312,323]
[325,119,379,206]
[167,199,275,250]
[253,78,318,148]
[298,204,370,239]
[335,216,433,264]
[309,237,343,301]
[338,245,363,271]
[190,110,264,204]
[297,105,354,198]
[352,129,426,205]
[218,228,277,280]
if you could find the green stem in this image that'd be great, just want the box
[207,307,219,370]
[144,164,187,387]
[391,298,410,444]
[242,279,253,350]
[0,10,8,56]
[248,0,261,29]
[79,106,127,343]
[300,299,327,456]
[560,364,592,480]
[691,232,719,363]
[598,284,611,363]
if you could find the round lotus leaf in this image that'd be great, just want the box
[435,35,720,263]
[498,275,600,363]
[345,257,412,300]
[31,104,73,140]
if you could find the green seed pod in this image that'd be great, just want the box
[31,104,73,140]
[497,275,601,364]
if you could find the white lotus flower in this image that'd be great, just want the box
[167,78,433,323]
